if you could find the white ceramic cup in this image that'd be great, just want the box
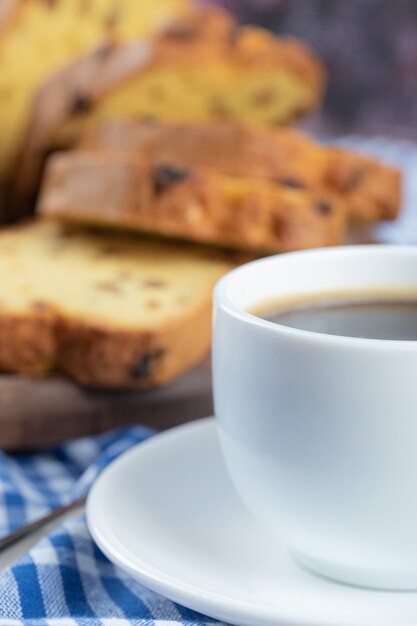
[213,245,417,590]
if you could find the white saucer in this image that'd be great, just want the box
[87,418,417,626]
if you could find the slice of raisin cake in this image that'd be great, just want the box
[0,220,234,388]
[38,152,346,253]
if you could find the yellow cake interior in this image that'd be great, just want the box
[0,0,189,185]
[0,220,232,329]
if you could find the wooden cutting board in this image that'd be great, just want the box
[0,361,212,450]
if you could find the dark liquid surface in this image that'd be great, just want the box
[255,295,417,340]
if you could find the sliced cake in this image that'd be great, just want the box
[10,6,325,219]
[38,151,346,253]
[0,220,235,388]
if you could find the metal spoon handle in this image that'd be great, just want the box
[0,496,87,552]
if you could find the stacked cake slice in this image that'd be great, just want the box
[37,119,401,253]
[0,220,236,387]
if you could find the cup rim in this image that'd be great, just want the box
[214,244,417,352]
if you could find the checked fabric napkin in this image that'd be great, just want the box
[0,426,226,626]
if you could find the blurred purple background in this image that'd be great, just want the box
[205,0,417,138]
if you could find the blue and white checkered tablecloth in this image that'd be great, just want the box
[0,426,225,626]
